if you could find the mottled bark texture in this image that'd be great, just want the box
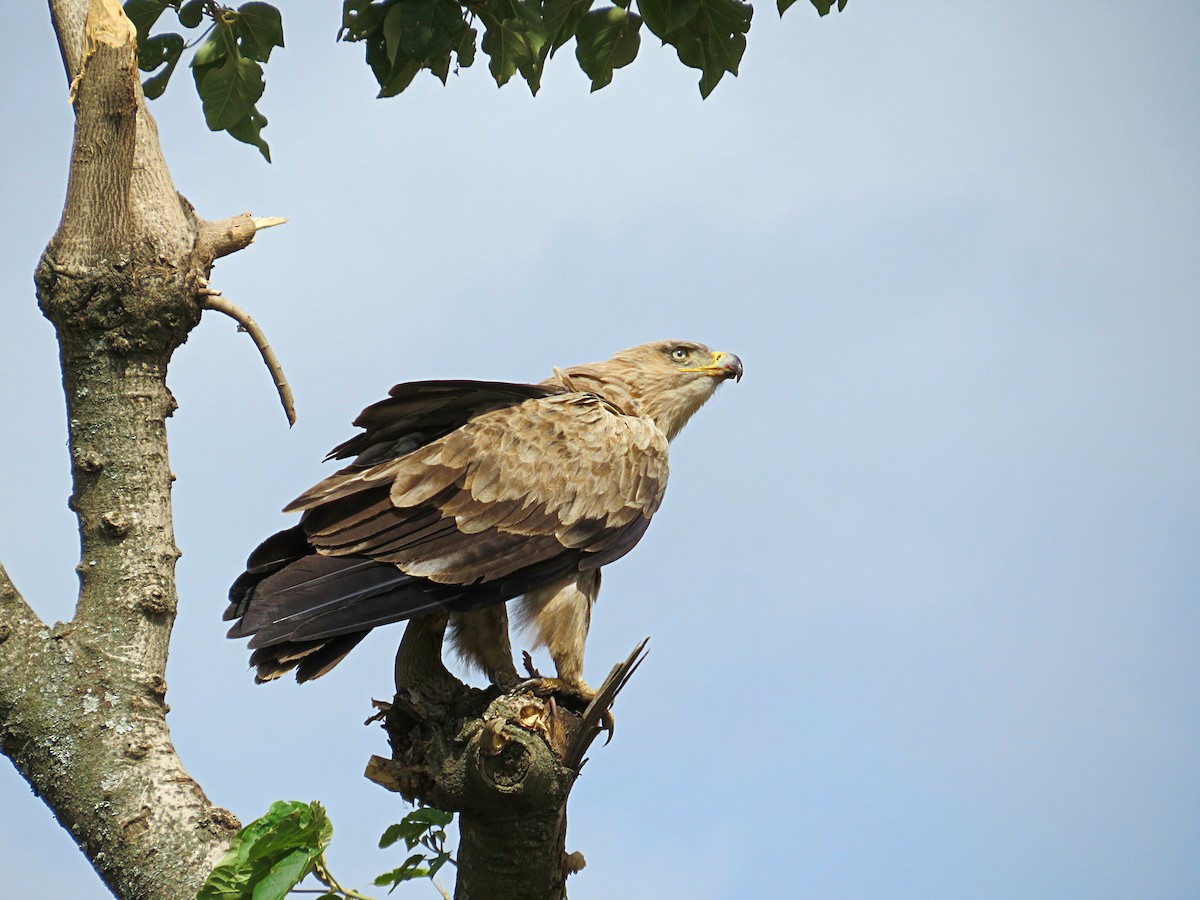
[0,1,268,897]
[366,617,642,900]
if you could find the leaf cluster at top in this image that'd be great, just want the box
[128,0,846,156]
[125,0,283,159]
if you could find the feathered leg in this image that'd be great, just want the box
[448,605,520,687]
[516,570,599,695]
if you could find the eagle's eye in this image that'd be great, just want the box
[670,347,690,361]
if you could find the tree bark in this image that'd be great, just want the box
[0,2,272,897]
[366,620,644,900]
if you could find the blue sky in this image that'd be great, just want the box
[2,2,1198,898]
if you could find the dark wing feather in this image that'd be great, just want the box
[326,380,563,465]
[249,633,368,684]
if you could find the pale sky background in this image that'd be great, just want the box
[2,2,1198,898]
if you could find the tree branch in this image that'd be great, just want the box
[197,212,287,263]
[48,0,194,269]
[0,562,43,640]
[563,638,648,771]
[48,0,88,82]
[0,563,47,729]
[201,290,298,426]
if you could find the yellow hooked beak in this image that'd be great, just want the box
[680,350,744,382]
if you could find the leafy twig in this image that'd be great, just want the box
[313,854,376,900]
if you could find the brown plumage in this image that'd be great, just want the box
[225,340,742,689]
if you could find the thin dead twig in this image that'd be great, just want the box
[201,292,297,426]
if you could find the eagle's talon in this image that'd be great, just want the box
[521,650,543,679]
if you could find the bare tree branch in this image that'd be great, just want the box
[564,638,649,770]
[201,291,298,426]
[48,0,88,82]
[0,562,42,638]
[197,212,287,262]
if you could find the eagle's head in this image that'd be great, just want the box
[558,340,743,441]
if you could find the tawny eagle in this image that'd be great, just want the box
[225,340,742,694]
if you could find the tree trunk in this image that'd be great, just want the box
[1,2,268,897]
[366,617,642,900]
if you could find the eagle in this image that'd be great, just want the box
[225,340,742,697]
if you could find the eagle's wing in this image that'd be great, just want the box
[293,390,669,582]
[226,386,668,678]
[325,379,562,465]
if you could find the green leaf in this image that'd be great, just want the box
[428,49,452,83]
[226,110,271,161]
[382,3,409,63]
[198,802,333,900]
[637,0,700,37]
[364,32,392,86]
[379,823,412,850]
[137,31,184,73]
[250,848,311,900]
[427,852,451,878]
[340,0,386,41]
[141,44,185,98]
[410,808,454,827]
[383,0,459,62]
[178,0,205,28]
[191,32,229,71]
[379,58,422,97]
[456,25,478,69]
[374,854,433,888]
[124,0,169,43]
[511,0,550,89]
[574,7,642,92]
[379,808,455,850]
[480,16,536,89]
[541,0,592,56]
[357,0,474,94]
[801,0,847,14]
[655,0,750,97]
[142,65,178,99]
[198,55,265,131]
[235,2,285,62]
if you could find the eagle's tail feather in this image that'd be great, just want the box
[248,632,369,684]
[225,526,471,683]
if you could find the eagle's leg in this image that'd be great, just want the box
[448,605,521,688]
[516,571,599,707]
